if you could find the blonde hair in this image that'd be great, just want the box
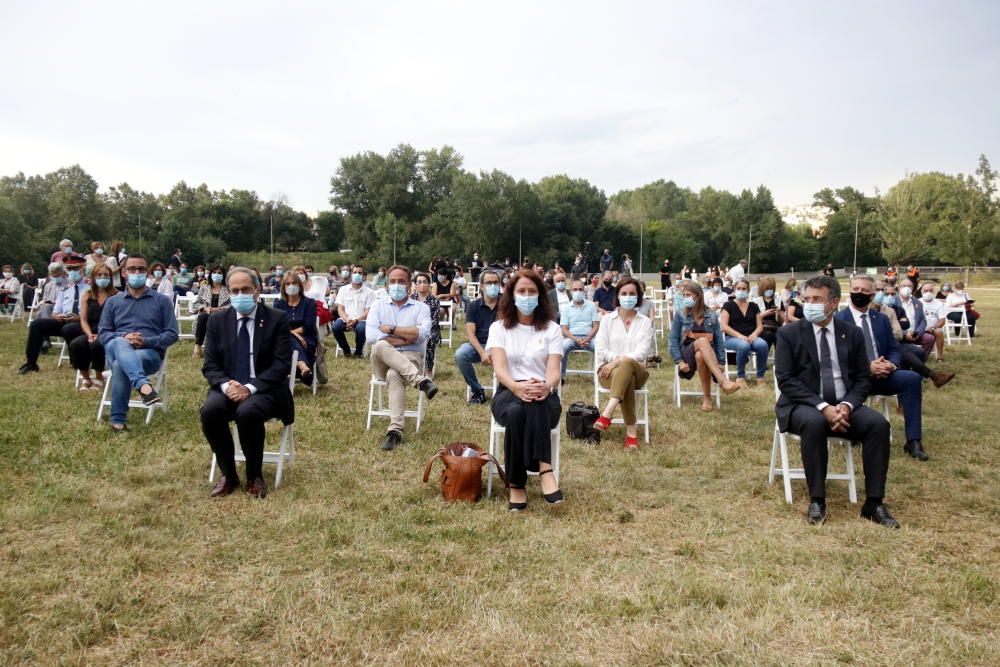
[683,281,707,320]
[758,276,776,293]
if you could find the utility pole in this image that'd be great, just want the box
[269,209,274,267]
[852,210,860,275]
[639,219,644,276]
[393,218,397,265]
[138,211,143,254]
[747,225,752,279]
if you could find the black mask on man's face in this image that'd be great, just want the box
[850,292,873,308]
[603,280,612,287]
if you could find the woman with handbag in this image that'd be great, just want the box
[752,276,784,348]
[485,269,564,512]
[668,281,740,411]
[592,278,653,449]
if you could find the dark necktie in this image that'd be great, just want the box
[234,317,251,384]
[819,327,838,405]
[860,313,876,362]
[72,285,80,315]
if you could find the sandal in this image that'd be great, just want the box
[508,486,527,512]
[624,435,640,450]
[539,469,564,505]
[593,416,611,431]
[78,378,93,391]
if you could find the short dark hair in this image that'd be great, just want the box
[124,253,147,266]
[499,269,555,331]
[614,277,644,309]
[804,275,841,300]
[386,265,411,281]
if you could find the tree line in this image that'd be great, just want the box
[1,148,996,273]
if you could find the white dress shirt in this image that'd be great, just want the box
[595,310,653,366]
[221,306,258,395]
[335,284,374,320]
[811,322,848,410]
[53,282,83,316]
[849,305,879,358]
[899,296,916,328]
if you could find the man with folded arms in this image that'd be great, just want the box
[366,265,438,451]
[775,275,897,527]
[201,268,293,498]
[97,255,178,433]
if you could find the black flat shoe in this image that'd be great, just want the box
[418,379,438,400]
[140,387,161,406]
[539,469,564,505]
[381,430,402,451]
[860,503,900,529]
[508,486,527,512]
[17,363,39,375]
[807,501,827,525]
[904,439,929,461]
[300,370,314,387]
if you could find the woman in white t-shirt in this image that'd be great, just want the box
[593,278,653,449]
[485,269,564,512]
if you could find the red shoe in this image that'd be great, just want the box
[594,416,611,431]
[624,435,640,450]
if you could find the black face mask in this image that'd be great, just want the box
[603,280,612,287]
[850,292,873,308]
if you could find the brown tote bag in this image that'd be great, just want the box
[422,442,507,502]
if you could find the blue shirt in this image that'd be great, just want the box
[559,300,599,336]
[593,286,616,311]
[98,288,179,356]
[465,298,498,345]
[366,297,431,353]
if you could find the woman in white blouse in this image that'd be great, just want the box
[486,269,564,511]
[944,281,979,338]
[593,278,653,449]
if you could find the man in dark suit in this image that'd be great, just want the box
[201,267,293,499]
[547,270,570,319]
[836,274,927,461]
[775,275,898,527]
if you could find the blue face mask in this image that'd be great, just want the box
[711,286,721,293]
[572,290,585,303]
[681,296,696,309]
[764,289,774,298]
[803,303,829,323]
[387,284,408,301]
[735,290,749,300]
[153,270,163,279]
[52,275,66,285]
[230,293,256,314]
[484,284,501,299]
[127,274,147,289]
[555,281,566,291]
[883,296,896,307]
[352,272,363,285]
[180,267,188,274]
[515,294,538,315]
[341,270,350,279]
[211,273,224,284]
[67,270,81,283]
[619,295,638,310]
[874,291,885,305]
[95,277,111,289]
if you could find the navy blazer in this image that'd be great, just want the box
[835,306,901,367]
[892,297,927,337]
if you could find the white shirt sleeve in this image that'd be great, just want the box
[484,321,506,352]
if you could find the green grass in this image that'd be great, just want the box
[1,293,998,664]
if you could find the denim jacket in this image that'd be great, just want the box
[668,308,726,365]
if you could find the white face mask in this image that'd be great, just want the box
[921,292,934,302]
[284,284,300,297]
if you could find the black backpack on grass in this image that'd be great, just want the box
[566,402,601,444]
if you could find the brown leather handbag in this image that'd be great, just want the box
[423,442,507,502]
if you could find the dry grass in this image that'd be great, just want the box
[1,292,998,665]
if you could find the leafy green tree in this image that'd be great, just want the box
[931,155,1000,282]
[813,187,883,269]
[315,210,346,251]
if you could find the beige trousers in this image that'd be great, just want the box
[370,340,426,432]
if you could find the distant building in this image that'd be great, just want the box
[779,205,832,233]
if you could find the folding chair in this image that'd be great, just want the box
[944,307,972,346]
[593,364,650,443]
[175,294,198,340]
[439,300,454,347]
[769,376,857,504]
[25,278,46,328]
[564,346,597,381]
[209,351,297,488]
[867,394,896,444]
[365,350,427,432]
[486,375,561,498]
[294,321,321,395]
[5,284,23,322]
[96,351,169,426]
[673,359,724,409]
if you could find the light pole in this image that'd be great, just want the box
[138,211,143,254]
[747,225,752,279]
[393,218,397,265]
[270,208,274,267]
[639,219,644,276]
[852,209,860,275]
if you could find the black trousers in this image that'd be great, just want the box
[787,404,890,500]
[491,387,561,488]
[201,389,280,482]
[68,331,106,372]
[900,343,931,379]
[195,312,211,345]
[25,318,78,365]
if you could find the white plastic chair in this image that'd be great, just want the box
[209,350,297,489]
[944,307,972,346]
[25,278,46,328]
[867,394,896,444]
[96,351,169,426]
[769,376,857,504]
[593,361,650,443]
[673,358,725,409]
[564,346,597,381]
[439,300,454,348]
[175,294,198,340]
[365,350,427,432]
[6,284,23,322]
[486,375,561,498]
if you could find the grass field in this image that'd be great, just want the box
[1,291,997,665]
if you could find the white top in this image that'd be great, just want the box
[595,309,653,366]
[848,305,879,358]
[704,290,729,311]
[726,264,745,283]
[334,283,374,320]
[945,292,968,309]
[899,296,916,326]
[555,288,570,306]
[485,320,563,382]
[923,297,944,327]
[811,322,848,410]
[304,276,328,302]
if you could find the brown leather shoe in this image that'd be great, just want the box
[210,476,239,498]
[930,370,955,388]
[246,476,268,499]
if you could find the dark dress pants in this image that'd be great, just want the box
[787,404,890,500]
[201,389,280,482]
[872,369,923,441]
[491,387,561,488]
[25,318,78,365]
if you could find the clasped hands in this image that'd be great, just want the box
[822,403,853,433]
[225,381,251,403]
[870,356,896,378]
[513,378,550,402]
[124,332,145,348]
[598,357,621,379]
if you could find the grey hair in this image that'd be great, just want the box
[804,275,841,300]
[226,266,259,289]
[48,261,66,274]
[850,274,875,289]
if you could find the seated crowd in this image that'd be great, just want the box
[7,241,986,526]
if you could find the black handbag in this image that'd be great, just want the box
[566,402,601,443]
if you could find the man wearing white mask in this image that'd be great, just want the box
[332,264,374,357]
[455,269,501,404]
[366,265,438,451]
[559,278,600,382]
[547,270,570,311]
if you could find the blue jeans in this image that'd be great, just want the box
[455,342,485,393]
[331,318,366,355]
[104,337,163,425]
[724,336,769,378]
[561,337,595,377]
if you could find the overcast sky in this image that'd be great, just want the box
[2,1,998,214]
